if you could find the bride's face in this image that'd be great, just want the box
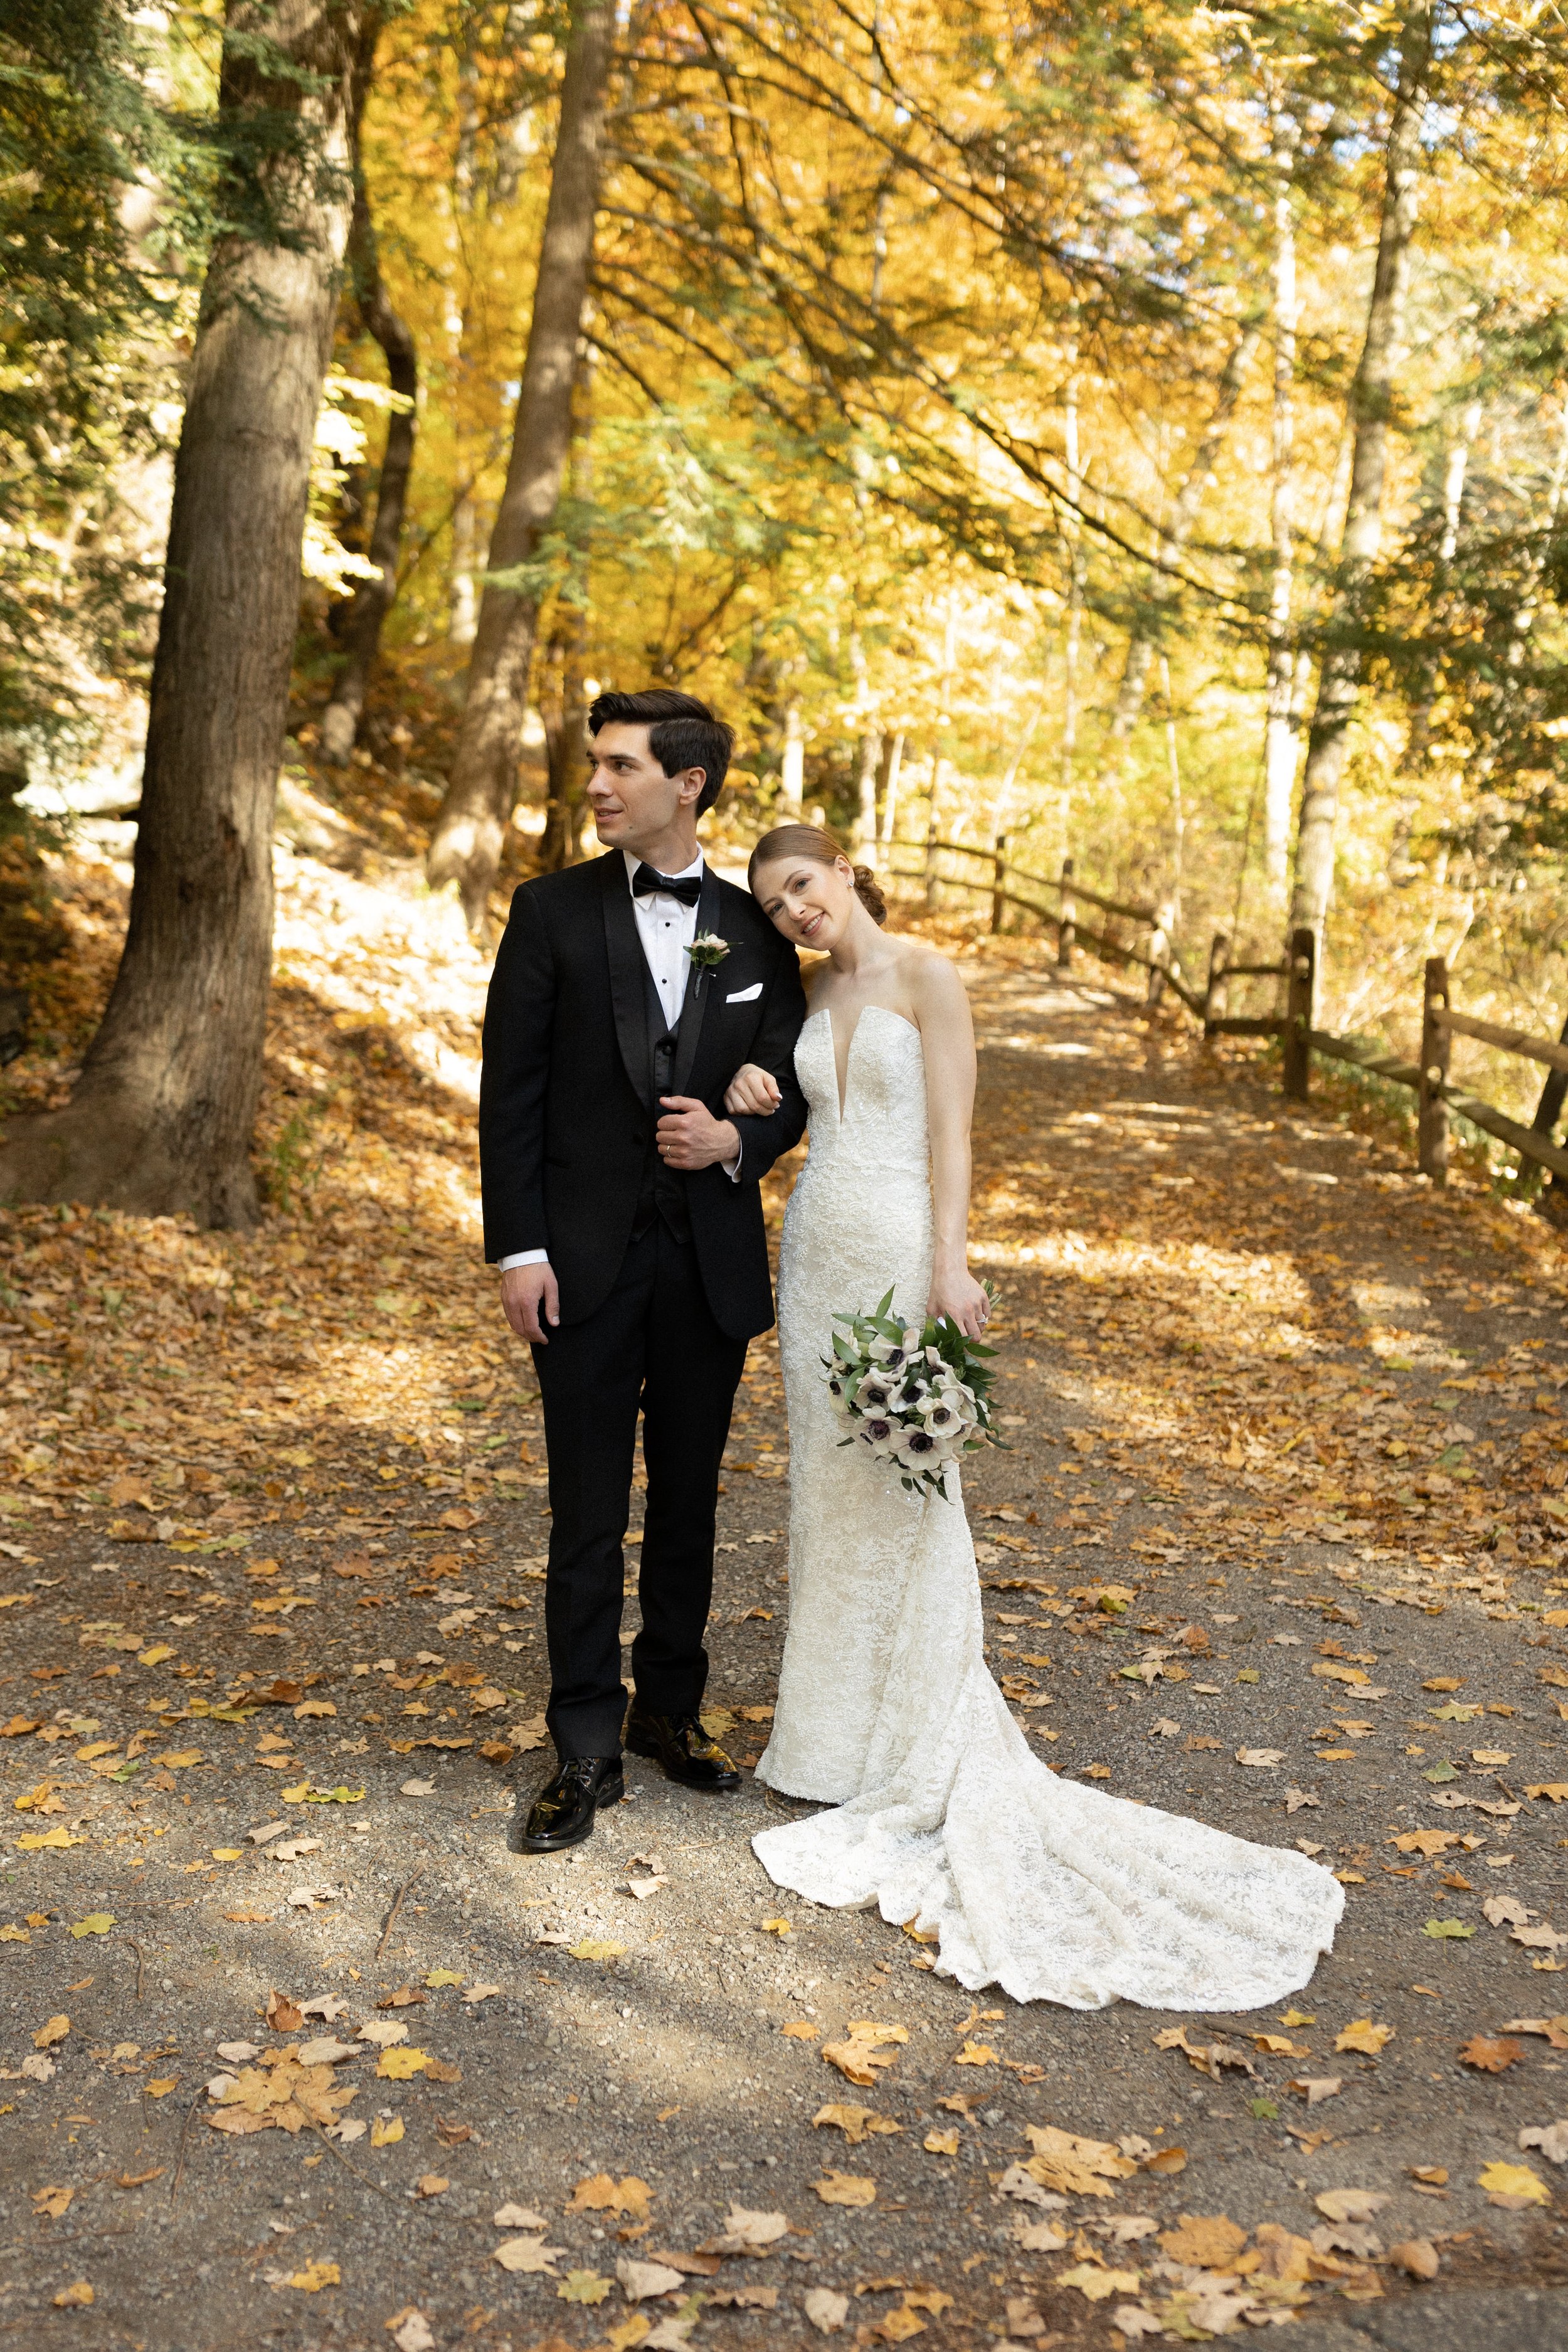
[751,854,857,951]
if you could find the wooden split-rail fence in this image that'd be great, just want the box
[883,831,1568,1200]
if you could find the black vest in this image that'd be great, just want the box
[633,962,692,1242]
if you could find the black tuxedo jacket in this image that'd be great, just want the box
[479,852,808,1340]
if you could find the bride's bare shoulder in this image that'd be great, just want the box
[891,936,968,1009]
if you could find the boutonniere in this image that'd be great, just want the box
[686,932,731,972]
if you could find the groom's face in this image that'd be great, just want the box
[587,723,706,855]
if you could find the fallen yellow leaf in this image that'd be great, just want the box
[1020,2124,1137,2197]
[813,2171,876,2206]
[370,2117,403,2147]
[1478,2161,1550,2206]
[376,2048,429,2080]
[558,2270,613,2305]
[1334,2018,1394,2057]
[821,2021,908,2087]
[1056,2264,1140,2302]
[812,2103,900,2144]
[1160,2213,1248,2267]
[492,2233,564,2274]
[566,2173,652,2220]
[287,2261,341,2291]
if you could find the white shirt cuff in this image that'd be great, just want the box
[498,1249,549,1269]
[723,1152,741,1183]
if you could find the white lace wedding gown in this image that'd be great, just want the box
[751,1005,1344,2008]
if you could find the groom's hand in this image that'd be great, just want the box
[501,1261,559,1344]
[657,1096,740,1170]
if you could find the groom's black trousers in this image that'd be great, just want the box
[532,1220,748,1760]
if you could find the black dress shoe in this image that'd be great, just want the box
[508,1756,624,1853]
[624,1706,740,1791]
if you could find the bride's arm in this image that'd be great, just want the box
[913,956,990,1340]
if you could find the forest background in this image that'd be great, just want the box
[4,0,1568,1223]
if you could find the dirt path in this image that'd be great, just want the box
[2,896,1567,2351]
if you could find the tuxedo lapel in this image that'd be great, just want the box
[670,867,723,1097]
[600,854,652,1107]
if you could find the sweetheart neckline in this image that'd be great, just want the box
[803,1002,920,1123]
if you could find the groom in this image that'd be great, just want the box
[479,687,808,1851]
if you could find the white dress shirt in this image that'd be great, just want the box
[498,852,736,1273]
[625,845,704,1033]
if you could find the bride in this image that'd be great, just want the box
[721,824,1343,2009]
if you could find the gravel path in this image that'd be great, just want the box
[2,937,1566,2349]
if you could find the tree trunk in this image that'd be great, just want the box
[1101,320,1261,780]
[855,727,880,858]
[1059,331,1084,825]
[1290,18,1429,947]
[320,9,418,765]
[1392,396,1480,832]
[1262,108,1301,903]
[425,0,616,924]
[877,728,904,848]
[0,0,363,1229]
[779,700,804,814]
[538,607,589,871]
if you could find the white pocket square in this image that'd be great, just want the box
[724,982,763,1002]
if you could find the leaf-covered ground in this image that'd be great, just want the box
[2,820,1567,2349]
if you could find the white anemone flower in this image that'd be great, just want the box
[894,1424,945,1474]
[917,1395,967,1440]
[856,1414,902,1458]
[854,1369,902,1414]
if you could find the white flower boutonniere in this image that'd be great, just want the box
[686,932,731,972]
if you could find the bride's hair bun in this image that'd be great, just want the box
[851,863,887,924]
[748,822,888,926]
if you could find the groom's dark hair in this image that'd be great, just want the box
[588,687,734,815]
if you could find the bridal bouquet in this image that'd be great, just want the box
[823,1287,1002,1499]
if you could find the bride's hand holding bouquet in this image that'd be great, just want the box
[926,1248,990,1343]
[822,1285,1002,1500]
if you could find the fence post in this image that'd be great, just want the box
[990,834,1008,935]
[1524,1008,1568,1216]
[1282,926,1314,1101]
[1419,955,1450,1186]
[1145,900,1172,1007]
[1204,931,1230,1036]
[1056,857,1075,968]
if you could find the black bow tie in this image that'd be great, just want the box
[632,862,702,907]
